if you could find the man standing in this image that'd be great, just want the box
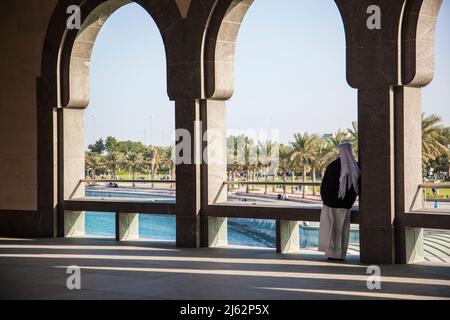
[319,142,360,260]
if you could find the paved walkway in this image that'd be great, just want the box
[0,238,449,300]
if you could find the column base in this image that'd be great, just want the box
[64,211,85,238]
[208,217,228,247]
[116,213,139,241]
[404,227,424,263]
[276,220,300,254]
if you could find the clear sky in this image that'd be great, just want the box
[86,0,450,148]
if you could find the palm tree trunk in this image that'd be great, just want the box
[272,173,276,193]
[283,173,287,194]
[170,166,175,188]
[151,160,156,189]
[291,171,295,194]
[252,169,257,191]
[246,170,251,193]
[312,168,317,196]
[264,168,268,195]
[302,167,307,198]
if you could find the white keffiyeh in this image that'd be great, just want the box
[338,142,360,199]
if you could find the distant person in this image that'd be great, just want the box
[319,142,360,261]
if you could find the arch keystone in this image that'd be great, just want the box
[175,0,192,18]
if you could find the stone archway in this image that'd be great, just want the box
[394,0,443,263]
[38,0,224,244]
[201,0,352,250]
[38,0,181,238]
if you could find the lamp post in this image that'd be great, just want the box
[149,115,153,145]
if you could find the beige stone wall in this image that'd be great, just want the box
[0,0,57,210]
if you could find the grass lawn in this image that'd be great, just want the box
[115,173,171,180]
[426,188,450,200]
[229,176,322,193]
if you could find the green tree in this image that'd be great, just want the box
[310,139,333,196]
[290,133,320,198]
[258,140,279,195]
[278,144,293,194]
[422,114,448,167]
[124,151,145,185]
[144,146,163,188]
[105,136,118,153]
[88,138,106,155]
[85,152,104,179]
[159,147,176,187]
[327,129,350,159]
[347,121,359,157]
[116,140,146,155]
[229,136,258,193]
[104,151,122,179]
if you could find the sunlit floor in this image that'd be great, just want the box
[0,238,449,300]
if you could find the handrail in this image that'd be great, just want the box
[224,181,321,187]
[419,183,450,189]
[69,179,176,200]
[81,179,176,184]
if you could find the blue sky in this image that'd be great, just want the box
[86,0,450,148]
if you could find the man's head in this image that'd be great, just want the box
[338,141,354,157]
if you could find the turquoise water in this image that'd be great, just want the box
[85,212,359,248]
[85,189,359,248]
[86,212,277,247]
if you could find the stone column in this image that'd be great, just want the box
[60,108,86,237]
[276,220,300,254]
[358,87,396,264]
[394,86,424,263]
[200,100,228,247]
[116,213,139,241]
[175,100,202,248]
[64,211,85,237]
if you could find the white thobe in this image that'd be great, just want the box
[318,205,351,260]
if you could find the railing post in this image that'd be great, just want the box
[64,211,85,238]
[116,212,139,241]
[276,220,300,254]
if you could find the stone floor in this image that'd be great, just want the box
[0,238,449,300]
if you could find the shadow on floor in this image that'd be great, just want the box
[0,238,449,300]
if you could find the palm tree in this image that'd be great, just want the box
[85,152,104,179]
[347,121,359,157]
[278,144,293,194]
[237,136,257,193]
[290,133,320,198]
[258,140,279,195]
[148,146,162,188]
[124,151,145,186]
[158,146,176,188]
[422,114,448,166]
[104,151,122,179]
[328,129,350,159]
[227,135,241,184]
[310,139,333,196]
